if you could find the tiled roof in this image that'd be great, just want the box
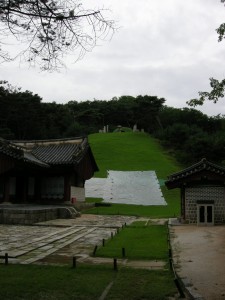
[32,143,83,165]
[23,152,49,167]
[165,158,225,188]
[0,138,23,160]
[0,137,89,167]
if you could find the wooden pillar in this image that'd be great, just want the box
[16,176,26,204]
[34,176,41,203]
[64,175,71,203]
[3,176,10,203]
[22,176,28,203]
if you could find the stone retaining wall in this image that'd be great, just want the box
[0,206,80,225]
[0,208,59,225]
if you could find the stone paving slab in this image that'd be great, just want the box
[0,214,166,270]
[0,215,136,264]
[36,214,135,227]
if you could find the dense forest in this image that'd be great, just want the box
[1,81,225,166]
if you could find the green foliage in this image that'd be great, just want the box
[154,106,225,165]
[0,81,44,139]
[2,80,225,166]
[41,102,75,138]
[67,95,165,134]
[0,82,166,139]
[134,95,165,132]
[96,225,168,260]
[187,77,225,106]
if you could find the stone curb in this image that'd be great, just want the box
[178,277,205,300]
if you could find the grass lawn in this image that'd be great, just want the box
[86,191,179,218]
[107,269,177,300]
[0,264,177,300]
[88,132,180,178]
[95,224,168,260]
[0,264,113,300]
[85,132,182,218]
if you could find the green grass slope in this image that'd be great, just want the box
[87,132,182,218]
[89,132,179,178]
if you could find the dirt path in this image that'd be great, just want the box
[170,225,225,300]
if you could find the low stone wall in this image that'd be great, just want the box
[0,208,59,225]
[0,204,82,225]
[74,202,94,211]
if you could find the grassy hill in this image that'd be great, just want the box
[89,132,180,178]
[87,132,182,218]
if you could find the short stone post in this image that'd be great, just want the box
[113,258,117,271]
[72,256,76,268]
[5,253,8,265]
[122,247,126,258]
[93,245,98,256]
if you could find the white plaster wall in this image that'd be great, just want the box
[71,186,85,202]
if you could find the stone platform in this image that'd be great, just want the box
[0,204,79,225]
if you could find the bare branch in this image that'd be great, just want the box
[0,0,116,70]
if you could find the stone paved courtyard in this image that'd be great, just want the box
[0,214,166,270]
[0,215,136,265]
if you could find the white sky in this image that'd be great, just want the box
[1,0,225,116]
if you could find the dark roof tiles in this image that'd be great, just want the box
[0,137,89,167]
[23,151,49,167]
[32,143,82,165]
[0,139,23,160]
[166,158,225,188]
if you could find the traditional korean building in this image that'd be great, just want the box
[0,137,98,205]
[165,158,225,225]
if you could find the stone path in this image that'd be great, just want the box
[170,223,225,300]
[0,214,166,269]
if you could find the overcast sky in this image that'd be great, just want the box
[1,0,225,116]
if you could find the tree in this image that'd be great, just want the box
[187,0,225,106]
[0,80,44,139]
[134,95,165,132]
[0,0,115,70]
